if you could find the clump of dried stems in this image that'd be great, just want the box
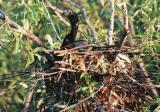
[0,1,158,111]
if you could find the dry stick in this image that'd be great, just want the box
[118,2,130,50]
[54,50,120,57]
[53,43,117,53]
[54,11,70,26]
[41,0,62,42]
[47,2,70,26]
[124,74,142,87]
[138,58,159,98]
[108,0,115,45]
[116,0,123,24]
[0,10,45,48]
[78,1,97,40]
[67,0,97,40]
[123,3,129,33]
[99,0,105,7]
[123,1,158,99]
[0,86,17,96]
[51,67,77,72]
[48,1,88,33]
[23,84,35,112]
[121,3,158,98]
[119,2,158,99]
[60,85,104,112]
[117,1,136,46]
[47,2,64,14]
[129,20,135,36]
[154,106,160,112]
[54,61,79,69]
[48,3,84,33]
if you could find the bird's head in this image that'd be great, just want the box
[63,10,79,24]
[0,10,5,20]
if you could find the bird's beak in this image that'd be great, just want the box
[0,10,6,20]
[62,10,73,16]
[62,10,81,17]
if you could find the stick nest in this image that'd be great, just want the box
[41,44,153,112]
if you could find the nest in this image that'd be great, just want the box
[38,44,154,112]
[0,6,156,112]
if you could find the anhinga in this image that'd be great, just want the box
[40,10,87,69]
[0,10,5,20]
[36,10,88,70]
[61,10,88,49]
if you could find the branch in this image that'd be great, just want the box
[78,1,97,40]
[47,2,64,14]
[108,0,115,45]
[47,2,70,27]
[0,85,17,96]
[0,10,45,48]
[41,0,62,42]
[54,11,70,26]
[138,58,159,98]
[23,84,35,112]
[48,2,84,33]
[117,2,130,50]
[66,0,97,40]
[123,3,129,32]
[60,85,104,112]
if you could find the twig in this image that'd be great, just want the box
[32,71,59,76]
[78,1,97,39]
[108,0,115,45]
[116,0,123,24]
[54,61,77,68]
[138,58,159,98]
[124,74,142,87]
[54,11,70,26]
[129,20,135,36]
[66,0,97,40]
[48,2,85,33]
[51,67,77,72]
[0,10,45,48]
[123,3,129,32]
[47,2,71,27]
[117,2,130,50]
[154,105,160,112]
[22,84,35,112]
[117,1,136,48]
[47,2,64,14]
[99,0,105,7]
[41,0,62,42]
[0,85,17,96]
[60,85,104,112]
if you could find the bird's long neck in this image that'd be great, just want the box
[61,13,79,49]
[68,22,79,42]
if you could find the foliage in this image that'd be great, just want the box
[0,0,159,111]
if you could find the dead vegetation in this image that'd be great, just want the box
[0,1,159,112]
[38,43,156,112]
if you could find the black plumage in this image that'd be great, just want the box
[38,10,89,70]
[0,10,5,20]
[61,10,88,49]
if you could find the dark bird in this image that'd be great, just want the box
[61,10,88,49]
[36,10,88,70]
[0,10,5,20]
